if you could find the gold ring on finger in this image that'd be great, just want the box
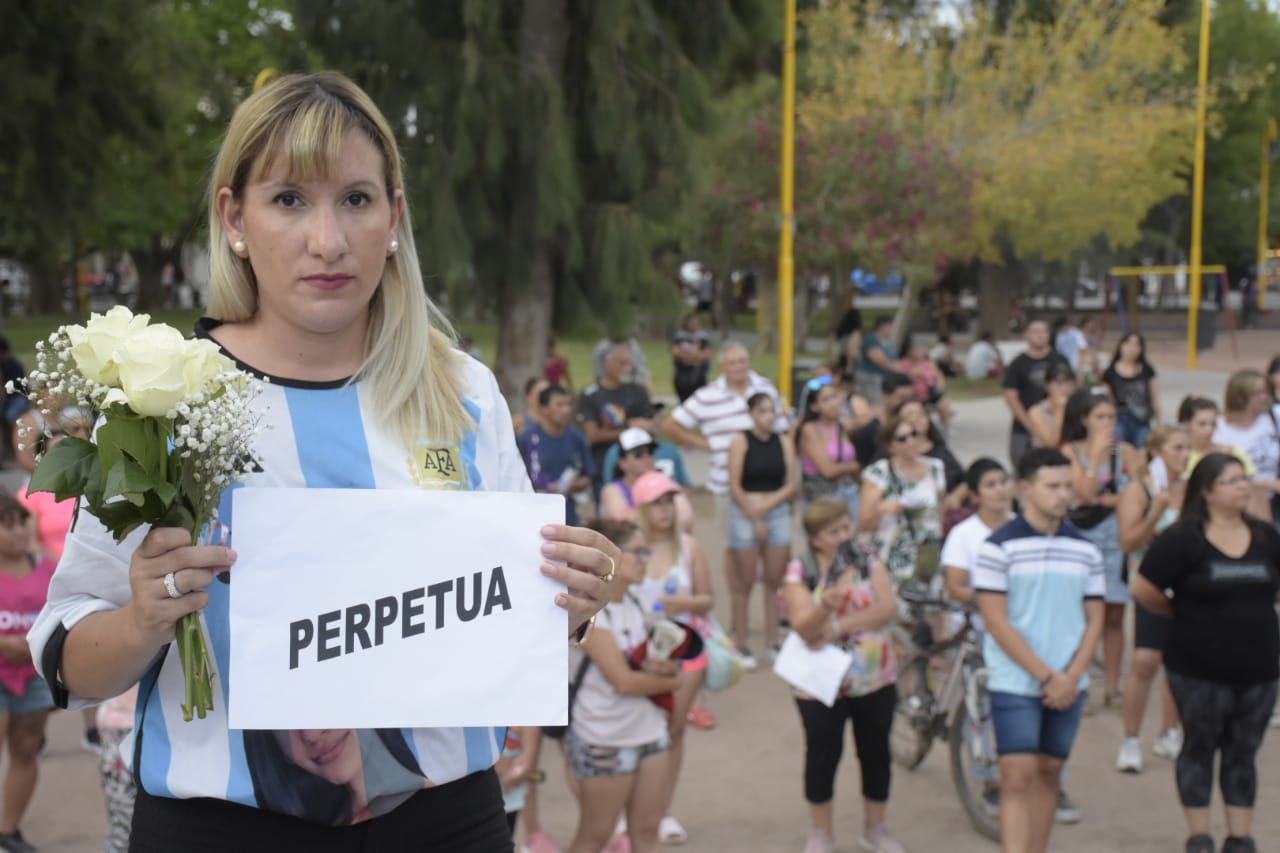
[599,555,617,583]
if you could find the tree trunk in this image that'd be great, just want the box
[977,261,1018,337]
[133,235,167,313]
[890,279,918,353]
[493,0,567,402]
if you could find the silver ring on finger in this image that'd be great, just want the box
[163,571,183,600]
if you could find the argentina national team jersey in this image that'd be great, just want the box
[28,339,533,825]
[972,515,1105,697]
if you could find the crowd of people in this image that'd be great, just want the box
[507,308,1278,853]
[0,69,1274,853]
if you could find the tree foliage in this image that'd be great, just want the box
[803,0,1195,264]
[292,0,775,395]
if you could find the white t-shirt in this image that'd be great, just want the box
[569,595,669,748]
[1213,411,1280,492]
[964,342,1000,380]
[940,512,1014,633]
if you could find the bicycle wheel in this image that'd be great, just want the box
[948,697,1001,842]
[890,657,933,770]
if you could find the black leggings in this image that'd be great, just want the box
[129,768,513,852]
[1166,671,1278,809]
[796,685,896,804]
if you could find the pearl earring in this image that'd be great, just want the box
[388,240,399,254]
[232,240,246,254]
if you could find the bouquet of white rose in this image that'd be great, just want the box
[10,307,264,721]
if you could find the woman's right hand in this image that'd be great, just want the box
[127,527,236,649]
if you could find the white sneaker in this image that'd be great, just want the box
[858,824,907,853]
[1116,736,1143,773]
[737,647,758,672]
[803,829,835,853]
[1153,728,1183,761]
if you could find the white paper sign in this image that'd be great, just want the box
[772,631,854,707]
[227,489,567,730]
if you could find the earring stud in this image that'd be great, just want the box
[389,240,399,254]
[232,240,246,254]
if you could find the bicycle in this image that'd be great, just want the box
[889,584,1001,842]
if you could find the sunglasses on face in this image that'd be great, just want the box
[893,430,919,443]
[806,375,833,392]
[627,446,654,458]
[625,546,654,559]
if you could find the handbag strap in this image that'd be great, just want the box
[567,650,592,712]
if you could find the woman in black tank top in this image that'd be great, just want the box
[726,393,798,666]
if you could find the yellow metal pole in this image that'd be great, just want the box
[1187,0,1211,369]
[1260,120,1276,311]
[778,0,797,404]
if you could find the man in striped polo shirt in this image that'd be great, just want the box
[974,447,1105,853]
[661,342,791,495]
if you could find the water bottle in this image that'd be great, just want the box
[663,573,679,595]
[647,602,685,662]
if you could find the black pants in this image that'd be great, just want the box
[796,685,896,804]
[1166,671,1278,809]
[129,768,513,853]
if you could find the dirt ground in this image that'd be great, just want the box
[12,336,1280,852]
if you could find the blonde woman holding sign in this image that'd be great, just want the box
[28,73,616,851]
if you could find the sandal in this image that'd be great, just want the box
[686,704,717,730]
[659,816,689,845]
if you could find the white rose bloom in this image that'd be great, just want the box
[183,339,234,397]
[115,324,192,417]
[65,305,152,387]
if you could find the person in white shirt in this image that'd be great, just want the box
[964,331,1004,381]
[662,343,792,495]
[1213,370,1280,522]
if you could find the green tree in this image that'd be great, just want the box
[291,0,774,397]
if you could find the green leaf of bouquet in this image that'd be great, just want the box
[97,417,162,481]
[27,437,98,502]
[103,458,156,508]
[91,501,147,544]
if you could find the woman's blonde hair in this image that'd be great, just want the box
[636,501,680,555]
[802,497,851,540]
[1139,424,1186,478]
[1223,369,1263,417]
[207,72,470,445]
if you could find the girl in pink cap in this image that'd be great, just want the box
[633,471,715,844]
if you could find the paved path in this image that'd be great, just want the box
[11,360,1280,852]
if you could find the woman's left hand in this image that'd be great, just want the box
[540,524,619,637]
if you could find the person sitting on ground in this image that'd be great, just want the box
[964,331,1004,381]
[898,336,953,434]
[928,334,960,379]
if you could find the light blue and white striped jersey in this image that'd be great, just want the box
[972,515,1104,697]
[28,338,532,825]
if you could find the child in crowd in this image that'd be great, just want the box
[566,519,682,853]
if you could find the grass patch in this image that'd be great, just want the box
[945,377,1004,401]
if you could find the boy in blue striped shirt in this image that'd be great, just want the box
[974,447,1105,853]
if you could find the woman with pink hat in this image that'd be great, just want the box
[632,470,715,844]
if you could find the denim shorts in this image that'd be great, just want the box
[565,730,671,779]
[728,500,792,550]
[0,675,54,715]
[989,691,1084,759]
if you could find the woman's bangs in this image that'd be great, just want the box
[253,98,382,187]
